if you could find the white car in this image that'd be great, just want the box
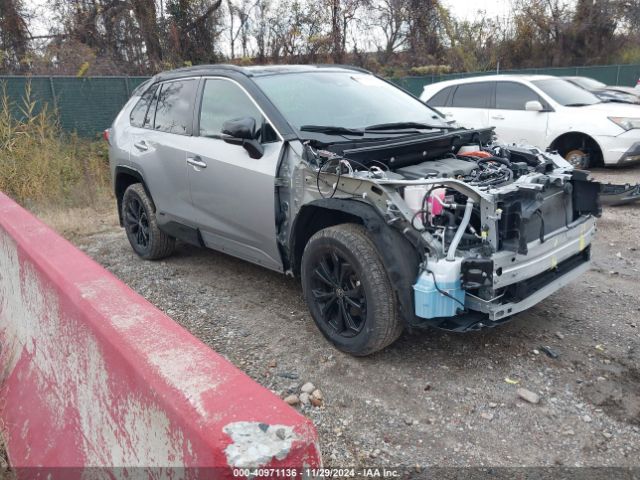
[420,75,640,168]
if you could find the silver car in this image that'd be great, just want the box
[107,65,600,356]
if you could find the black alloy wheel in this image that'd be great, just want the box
[309,249,367,338]
[124,195,150,250]
[301,224,403,356]
[121,183,176,260]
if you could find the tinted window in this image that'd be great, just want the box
[130,85,157,128]
[153,79,197,134]
[427,86,453,107]
[199,79,264,137]
[532,78,600,106]
[451,82,493,108]
[495,82,540,110]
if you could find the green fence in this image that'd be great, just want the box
[2,63,639,137]
[0,76,149,137]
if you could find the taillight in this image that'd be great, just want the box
[103,128,110,144]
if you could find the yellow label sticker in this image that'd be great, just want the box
[579,235,585,251]
[551,256,558,268]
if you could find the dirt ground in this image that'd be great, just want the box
[70,167,640,470]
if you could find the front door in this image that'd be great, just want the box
[490,81,550,148]
[186,77,284,271]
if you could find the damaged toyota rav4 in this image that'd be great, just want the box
[107,65,601,356]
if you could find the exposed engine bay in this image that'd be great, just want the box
[293,128,601,331]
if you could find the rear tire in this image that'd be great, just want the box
[122,183,175,260]
[301,224,403,356]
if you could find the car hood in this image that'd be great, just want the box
[608,86,640,96]
[574,102,640,116]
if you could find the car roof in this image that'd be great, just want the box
[152,63,370,82]
[424,74,559,90]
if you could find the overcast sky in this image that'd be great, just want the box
[442,0,513,21]
[29,0,516,37]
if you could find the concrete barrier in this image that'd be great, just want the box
[0,193,320,477]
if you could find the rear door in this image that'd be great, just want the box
[438,81,493,129]
[129,78,199,224]
[424,86,454,119]
[491,81,550,148]
[185,77,284,271]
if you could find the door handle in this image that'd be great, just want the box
[187,156,207,169]
[491,115,505,120]
[133,140,148,151]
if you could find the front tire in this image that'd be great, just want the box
[122,183,175,260]
[564,149,591,169]
[301,224,403,356]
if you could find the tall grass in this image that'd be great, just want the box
[0,82,110,208]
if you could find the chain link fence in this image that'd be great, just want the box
[2,64,639,137]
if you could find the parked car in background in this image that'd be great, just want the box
[562,76,640,104]
[421,75,640,168]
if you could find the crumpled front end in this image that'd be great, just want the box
[297,136,601,332]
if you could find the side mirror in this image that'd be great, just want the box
[525,100,544,112]
[222,117,264,159]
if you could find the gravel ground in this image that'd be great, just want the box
[73,167,640,469]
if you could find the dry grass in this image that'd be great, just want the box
[0,81,110,210]
[0,81,116,239]
[34,202,120,240]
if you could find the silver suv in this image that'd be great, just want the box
[108,65,600,356]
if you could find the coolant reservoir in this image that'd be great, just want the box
[413,259,465,319]
[426,188,446,218]
[404,185,429,217]
[404,186,448,224]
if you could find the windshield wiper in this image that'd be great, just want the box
[299,125,365,136]
[364,121,444,131]
[564,103,591,107]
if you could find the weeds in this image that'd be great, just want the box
[0,81,110,208]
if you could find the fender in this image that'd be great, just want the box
[114,165,151,226]
[290,198,421,326]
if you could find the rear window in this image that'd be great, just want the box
[130,85,157,128]
[153,79,198,135]
[451,82,493,108]
[426,86,453,107]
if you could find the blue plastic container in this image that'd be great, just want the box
[413,269,465,319]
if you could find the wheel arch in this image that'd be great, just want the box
[290,199,420,325]
[549,131,603,166]
[114,166,153,226]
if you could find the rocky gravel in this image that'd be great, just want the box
[72,167,640,469]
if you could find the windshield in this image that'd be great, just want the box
[533,78,601,106]
[571,77,606,90]
[254,72,448,131]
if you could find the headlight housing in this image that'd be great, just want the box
[609,117,640,130]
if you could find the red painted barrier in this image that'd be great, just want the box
[0,193,321,478]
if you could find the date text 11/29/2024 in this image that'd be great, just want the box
[232,468,401,477]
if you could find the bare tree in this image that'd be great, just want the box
[0,0,30,72]
[131,0,163,69]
